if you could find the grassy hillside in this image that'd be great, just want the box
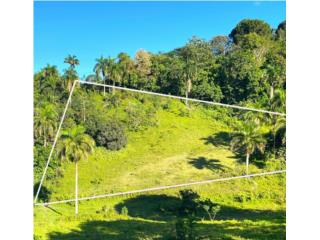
[34,97,285,240]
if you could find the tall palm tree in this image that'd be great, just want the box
[64,55,80,69]
[94,56,109,95]
[108,58,121,94]
[57,126,95,215]
[231,122,266,175]
[64,55,80,92]
[34,104,58,147]
[63,68,78,93]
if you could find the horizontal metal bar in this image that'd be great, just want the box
[34,170,286,206]
[78,80,286,116]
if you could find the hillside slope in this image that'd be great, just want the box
[34,100,286,240]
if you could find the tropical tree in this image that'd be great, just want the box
[64,55,80,92]
[263,50,286,99]
[94,56,109,95]
[64,55,80,69]
[108,58,121,93]
[134,49,152,76]
[63,68,78,93]
[229,19,272,44]
[180,45,197,107]
[231,122,266,175]
[209,35,231,55]
[118,52,134,87]
[275,20,286,41]
[268,89,286,156]
[57,126,95,215]
[34,104,58,147]
[39,64,60,102]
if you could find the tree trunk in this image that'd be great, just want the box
[246,152,250,175]
[103,78,106,96]
[112,80,115,95]
[83,101,86,123]
[273,129,276,159]
[75,161,78,215]
[185,79,191,108]
[185,89,189,107]
[270,84,274,100]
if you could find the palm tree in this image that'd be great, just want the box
[231,122,266,175]
[39,64,60,102]
[57,126,95,215]
[34,104,58,147]
[269,89,286,157]
[64,55,80,92]
[63,68,78,93]
[64,55,80,69]
[94,56,109,95]
[108,58,121,94]
[118,52,134,86]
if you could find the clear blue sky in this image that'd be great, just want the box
[34,1,286,77]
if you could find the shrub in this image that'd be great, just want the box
[95,119,127,150]
[34,145,61,183]
[175,190,221,239]
[125,102,157,131]
[121,206,129,216]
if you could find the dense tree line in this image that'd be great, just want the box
[34,19,286,195]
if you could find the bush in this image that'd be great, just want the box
[175,190,221,239]
[95,119,127,150]
[121,206,129,216]
[34,145,61,183]
[125,102,157,131]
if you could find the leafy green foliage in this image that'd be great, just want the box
[231,121,266,155]
[230,19,273,44]
[57,125,95,163]
[95,119,127,150]
[125,102,158,131]
[175,190,221,240]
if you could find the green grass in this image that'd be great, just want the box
[34,100,286,240]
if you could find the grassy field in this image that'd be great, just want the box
[34,100,286,240]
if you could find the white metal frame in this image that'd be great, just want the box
[34,80,286,208]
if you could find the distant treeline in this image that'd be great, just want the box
[35,19,286,108]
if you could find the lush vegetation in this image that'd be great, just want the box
[34,19,286,239]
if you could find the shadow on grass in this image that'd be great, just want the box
[115,195,285,223]
[48,220,171,240]
[48,211,285,240]
[202,131,232,147]
[48,194,285,240]
[188,156,227,172]
[45,206,62,215]
[202,132,269,169]
[230,152,267,169]
[33,182,51,202]
[115,194,180,221]
[197,220,285,240]
[217,205,285,222]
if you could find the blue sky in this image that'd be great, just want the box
[34,1,286,77]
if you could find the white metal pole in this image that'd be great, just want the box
[246,153,249,175]
[75,161,78,215]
